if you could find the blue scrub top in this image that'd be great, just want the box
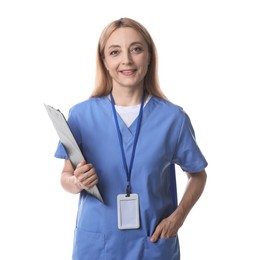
[55,96,208,260]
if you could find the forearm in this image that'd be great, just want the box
[174,170,207,225]
[150,169,207,242]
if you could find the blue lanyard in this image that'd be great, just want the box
[110,91,145,196]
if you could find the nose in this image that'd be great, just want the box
[122,50,133,65]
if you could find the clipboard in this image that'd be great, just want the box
[44,104,104,203]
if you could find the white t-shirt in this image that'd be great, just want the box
[115,95,152,128]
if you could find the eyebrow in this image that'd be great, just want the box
[107,41,144,50]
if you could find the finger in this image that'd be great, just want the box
[75,165,96,182]
[160,220,169,238]
[78,165,94,179]
[81,169,98,184]
[74,162,92,178]
[160,219,177,238]
[150,225,162,243]
[83,177,99,189]
[160,229,168,239]
[76,159,87,168]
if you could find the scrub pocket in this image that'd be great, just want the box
[72,228,105,260]
[144,236,180,260]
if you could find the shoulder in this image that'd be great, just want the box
[151,96,187,119]
[71,97,104,110]
[69,97,105,116]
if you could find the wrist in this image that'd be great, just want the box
[170,207,185,227]
[61,173,83,194]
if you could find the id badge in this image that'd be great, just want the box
[117,194,140,230]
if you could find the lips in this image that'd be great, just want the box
[119,69,136,76]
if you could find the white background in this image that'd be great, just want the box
[0,0,253,259]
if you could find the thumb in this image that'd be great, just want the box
[77,159,86,168]
[150,226,162,243]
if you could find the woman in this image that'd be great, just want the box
[55,17,207,260]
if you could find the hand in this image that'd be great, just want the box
[150,212,183,243]
[150,170,207,243]
[74,159,99,189]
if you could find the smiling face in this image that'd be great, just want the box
[103,27,150,91]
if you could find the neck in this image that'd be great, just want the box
[111,86,144,106]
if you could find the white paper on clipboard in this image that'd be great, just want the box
[44,104,104,203]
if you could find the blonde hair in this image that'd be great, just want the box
[91,17,167,100]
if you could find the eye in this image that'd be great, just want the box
[109,50,120,56]
[130,46,143,53]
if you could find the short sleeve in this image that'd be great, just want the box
[172,112,208,173]
[54,141,69,159]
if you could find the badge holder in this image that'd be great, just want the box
[117,193,140,230]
